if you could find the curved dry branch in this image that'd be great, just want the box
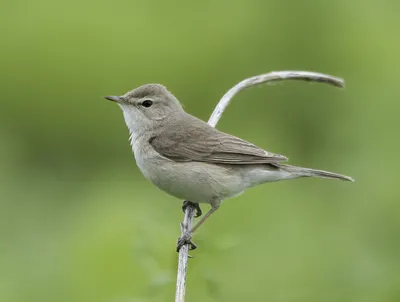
[175,205,195,302]
[208,71,344,127]
[175,70,345,302]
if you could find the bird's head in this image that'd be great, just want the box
[105,84,184,135]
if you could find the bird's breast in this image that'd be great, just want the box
[131,141,245,203]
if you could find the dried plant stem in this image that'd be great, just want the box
[174,70,345,302]
[208,71,344,127]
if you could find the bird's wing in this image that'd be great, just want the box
[150,114,288,164]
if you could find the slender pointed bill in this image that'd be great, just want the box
[104,95,123,103]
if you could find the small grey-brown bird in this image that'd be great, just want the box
[105,84,353,251]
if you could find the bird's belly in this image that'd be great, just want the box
[136,152,244,203]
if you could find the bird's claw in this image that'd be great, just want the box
[176,232,197,252]
[182,200,202,218]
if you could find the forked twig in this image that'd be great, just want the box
[175,71,345,302]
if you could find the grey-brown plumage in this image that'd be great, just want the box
[150,113,288,164]
[105,83,354,250]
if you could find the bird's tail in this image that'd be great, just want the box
[278,164,354,182]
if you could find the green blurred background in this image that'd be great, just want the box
[1,0,399,301]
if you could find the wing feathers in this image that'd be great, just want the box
[150,114,287,164]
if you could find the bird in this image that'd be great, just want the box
[105,84,353,251]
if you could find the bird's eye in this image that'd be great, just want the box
[141,99,153,108]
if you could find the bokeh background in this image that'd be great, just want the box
[1,0,399,301]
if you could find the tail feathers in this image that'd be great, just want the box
[278,164,354,182]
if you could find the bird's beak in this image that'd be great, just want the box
[104,95,124,103]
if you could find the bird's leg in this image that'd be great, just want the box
[176,200,220,252]
[182,200,202,218]
[190,201,220,234]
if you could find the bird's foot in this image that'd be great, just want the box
[182,200,202,218]
[176,232,197,252]
[177,223,197,252]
